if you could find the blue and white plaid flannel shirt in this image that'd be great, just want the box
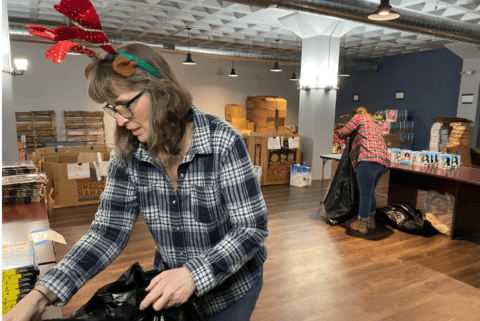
[37,105,269,317]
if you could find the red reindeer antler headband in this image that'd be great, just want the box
[26,0,162,78]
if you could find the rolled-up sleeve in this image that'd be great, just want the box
[36,153,139,306]
[339,116,360,138]
[184,136,269,296]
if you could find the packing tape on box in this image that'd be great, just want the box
[28,228,66,246]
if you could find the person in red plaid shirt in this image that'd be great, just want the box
[338,107,391,233]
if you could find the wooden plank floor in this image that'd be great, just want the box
[49,171,480,320]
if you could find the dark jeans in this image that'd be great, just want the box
[356,161,387,220]
[206,268,263,321]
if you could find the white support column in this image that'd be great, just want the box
[445,43,480,147]
[279,13,358,179]
[2,0,19,161]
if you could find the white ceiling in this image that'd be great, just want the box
[6,0,480,62]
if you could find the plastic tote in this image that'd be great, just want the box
[290,164,312,187]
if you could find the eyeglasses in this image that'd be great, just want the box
[103,91,144,119]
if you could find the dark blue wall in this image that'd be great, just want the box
[335,48,462,151]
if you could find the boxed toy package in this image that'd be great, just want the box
[421,151,430,165]
[388,148,399,162]
[399,150,412,164]
[411,151,422,165]
[440,154,452,169]
[451,154,461,169]
[429,152,441,166]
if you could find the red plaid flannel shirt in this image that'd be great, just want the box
[338,114,391,169]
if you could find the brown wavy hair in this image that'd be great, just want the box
[352,106,374,120]
[86,42,193,165]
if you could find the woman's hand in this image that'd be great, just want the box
[3,288,51,321]
[139,267,196,311]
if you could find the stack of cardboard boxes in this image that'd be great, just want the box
[225,104,249,132]
[244,96,288,134]
[225,96,288,134]
[445,121,472,166]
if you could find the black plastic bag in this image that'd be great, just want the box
[378,203,438,237]
[321,136,359,225]
[51,262,204,321]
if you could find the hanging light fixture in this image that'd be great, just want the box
[338,47,350,77]
[368,0,400,21]
[270,39,282,72]
[183,27,196,65]
[289,66,299,81]
[228,60,238,77]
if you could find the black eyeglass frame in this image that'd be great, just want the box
[103,91,144,119]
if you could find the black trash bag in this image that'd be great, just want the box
[51,262,204,321]
[321,136,359,225]
[377,203,438,237]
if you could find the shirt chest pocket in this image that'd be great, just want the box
[191,184,226,224]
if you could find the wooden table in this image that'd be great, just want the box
[388,163,480,239]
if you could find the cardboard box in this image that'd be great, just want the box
[246,109,254,120]
[253,109,267,119]
[252,118,267,127]
[276,126,287,133]
[242,133,302,186]
[383,134,402,148]
[231,117,246,130]
[255,125,268,133]
[266,118,276,128]
[276,98,287,111]
[246,121,255,132]
[246,97,259,110]
[258,98,277,111]
[266,126,276,133]
[276,109,287,118]
[43,152,110,208]
[225,104,243,121]
[275,118,286,127]
[35,146,112,171]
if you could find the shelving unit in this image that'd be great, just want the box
[15,111,57,154]
[64,111,105,146]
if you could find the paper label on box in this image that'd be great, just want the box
[67,163,90,179]
[288,137,300,149]
[268,137,281,150]
[98,161,109,176]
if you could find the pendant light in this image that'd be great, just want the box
[183,27,196,65]
[338,47,350,77]
[228,60,238,77]
[368,0,400,21]
[289,66,299,81]
[270,39,282,72]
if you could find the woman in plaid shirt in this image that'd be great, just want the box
[338,107,390,233]
[6,42,268,321]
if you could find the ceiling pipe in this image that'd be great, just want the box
[228,0,480,46]
[8,22,300,63]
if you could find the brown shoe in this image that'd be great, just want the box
[368,216,376,229]
[351,219,368,233]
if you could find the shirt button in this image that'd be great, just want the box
[179,173,184,178]
[172,200,176,204]
[176,228,180,231]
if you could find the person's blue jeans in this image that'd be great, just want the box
[206,269,263,321]
[356,161,387,221]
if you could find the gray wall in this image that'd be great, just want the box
[8,41,300,151]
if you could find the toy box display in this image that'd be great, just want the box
[411,151,422,165]
[242,133,301,186]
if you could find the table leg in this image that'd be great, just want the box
[387,169,418,207]
[451,182,480,239]
[320,158,328,203]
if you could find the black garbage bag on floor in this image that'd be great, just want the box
[51,262,204,321]
[321,137,359,225]
[377,203,438,237]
